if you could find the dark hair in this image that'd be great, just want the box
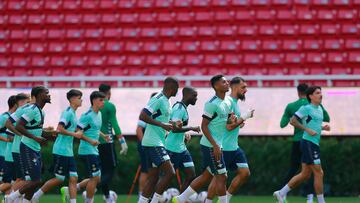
[306,86,321,103]
[31,86,47,97]
[15,93,30,102]
[230,76,245,86]
[210,74,224,89]
[164,77,179,87]
[297,83,309,95]
[90,91,106,105]
[182,86,195,96]
[8,95,17,109]
[67,89,83,101]
[99,83,111,93]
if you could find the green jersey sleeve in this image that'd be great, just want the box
[202,102,217,120]
[294,105,309,119]
[109,103,122,135]
[280,104,292,128]
[144,96,161,115]
[59,110,71,127]
[170,103,185,122]
[77,113,89,130]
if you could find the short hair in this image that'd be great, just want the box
[66,89,83,101]
[210,74,224,88]
[297,83,309,95]
[164,77,179,87]
[8,95,17,109]
[306,86,321,103]
[182,86,195,96]
[230,76,245,86]
[99,83,111,93]
[31,86,47,97]
[90,91,106,105]
[15,93,30,102]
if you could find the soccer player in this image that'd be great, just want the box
[173,75,232,203]
[7,86,53,203]
[137,77,180,203]
[165,86,200,192]
[280,83,330,203]
[136,92,157,197]
[5,93,32,196]
[274,86,331,203]
[31,89,92,203]
[98,84,128,203]
[206,77,254,203]
[77,91,109,203]
[0,95,18,198]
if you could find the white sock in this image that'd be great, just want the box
[205,199,213,203]
[76,183,81,191]
[85,198,93,203]
[317,194,325,203]
[279,184,291,197]
[9,190,21,200]
[22,199,31,203]
[178,186,196,202]
[218,195,227,203]
[32,189,44,200]
[307,194,314,202]
[226,191,232,203]
[138,195,149,203]
[70,199,76,203]
[150,192,162,203]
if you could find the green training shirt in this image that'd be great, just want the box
[165,102,189,153]
[142,92,171,147]
[200,95,231,148]
[99,99,122,144]
[222,96,241,151]
[78,108,102,155]
[280,98,330,141]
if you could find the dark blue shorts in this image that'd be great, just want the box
[137,142,148,173]
[12,152,25,180]
[142,146,170,170]
[167,149,194,170]
[20,143,42,181]
[53,154,78,180]
[301,139,321,165]
[79,155,101,178]
[3,161,16,183]
[0,156,5,182]
[223,148,249,171]
[201,145,227,175]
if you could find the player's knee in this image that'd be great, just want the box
[314,169,324,178]
[69,176,78,184]
[301,171,311,180]
[241,168,251,179]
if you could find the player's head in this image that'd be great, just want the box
[90,91,106,109]
[182,86,198,106]
[8,95,17,111]
[210,74,229,93]
[31,86,51,104]
[15,93,30,107]
[99,83,111,100]
[306,86,322,104]
[297,83,309,97]
[163,77,179,97]
[230,77,247,101]
[67,89,83,107]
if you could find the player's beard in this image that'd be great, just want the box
[238,93,246,101]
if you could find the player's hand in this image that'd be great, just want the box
[34,136,47,145]
[191,126,201,133]
[213,144,222,162]
[74,131,83,139]
[227,113,237,124]
[90,140,100,146]
[161,123,173,131]
[185,133,192,142]
[119,137,128,155]
[322,125,331,131]
[239,122,245,128]
[241,109,255,121]
[44,126,54,131]
[306,128,317,136]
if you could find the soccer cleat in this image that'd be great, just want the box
[273,191,285,203]
[171,196,180,203]
[60,186,70,203]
